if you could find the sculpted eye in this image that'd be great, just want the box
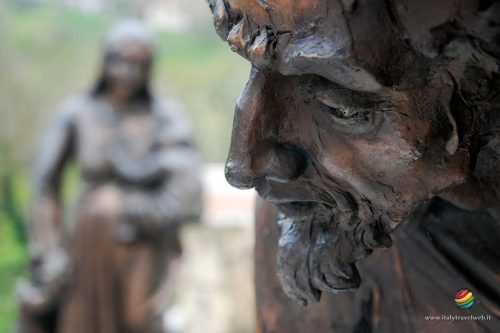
[314,90,373,127]
[327,105,367,120]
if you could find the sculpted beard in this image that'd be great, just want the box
[276,195,397,306]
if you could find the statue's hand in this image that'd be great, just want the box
[18,246,71,314]
[33,246,71,288]
[17,280,53,315]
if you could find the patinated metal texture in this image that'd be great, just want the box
[207,0,500,331]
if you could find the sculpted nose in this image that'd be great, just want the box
[225,144,308,189]
[224,69,308,189]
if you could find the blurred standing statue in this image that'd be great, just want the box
[207,0,500,332]
[18,20,202,333]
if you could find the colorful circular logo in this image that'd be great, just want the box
[455,289,475,309]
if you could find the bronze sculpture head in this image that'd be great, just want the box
[207,0,500,305]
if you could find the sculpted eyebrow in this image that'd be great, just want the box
[312,76,383,107]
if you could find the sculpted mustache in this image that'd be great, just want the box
[276,201,393,306]
[274,185,358,225]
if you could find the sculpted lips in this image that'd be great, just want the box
[274,201,326,221]
[256,179,360,223]
[256,182,337,221]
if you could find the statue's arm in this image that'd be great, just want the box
[19,102,77,312]
[30,103,76,257]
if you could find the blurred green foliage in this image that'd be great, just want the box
[0,0,248,166]
[0,0,249,331]
[0,171,29,333]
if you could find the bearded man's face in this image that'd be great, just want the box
[208,0,473,304]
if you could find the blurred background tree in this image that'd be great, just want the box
[0,0,248,331]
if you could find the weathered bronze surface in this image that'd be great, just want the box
[207,0,500,331]
[19,21,202,333]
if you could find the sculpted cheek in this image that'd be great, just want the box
[315,123,424,215]
[385,93,435,163]
[316,131,357,183]
[356,138,430,211]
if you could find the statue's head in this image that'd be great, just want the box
[94,20,154,101]
[207,0,500,304]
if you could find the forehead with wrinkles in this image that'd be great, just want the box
[225,0,327,31]
[208,0,402,91]
[208,0,498,92]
